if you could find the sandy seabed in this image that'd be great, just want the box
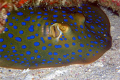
[0,7,120,80]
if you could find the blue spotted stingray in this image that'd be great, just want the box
[0,3,112,69]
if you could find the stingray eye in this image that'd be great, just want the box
[59,25,69,32]
[49,23,69,38]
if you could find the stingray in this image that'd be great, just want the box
[0,3,112,69]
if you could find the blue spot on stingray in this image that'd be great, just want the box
[53,19,57,22]
[80,25,83,29]
[12,17,15,19]
[42,59,46,61]
[0,38,4,42]
[90,25,94,29]
[37,23,41,27]
[59,38,63,41]
[7,12,11,16]
[89,49,92,52]
[12,59,15,62]
[48,37,52,40]
[31,56,34,60]
[54,52,58,55]
[4,55,8,58]
[67,59,70,62]
[71,57,74,59]
[8,33,13,38]
[58,58,62,61]
[88,11,91,13]
[29,7,32,10]
[48,52,52,55]
[15,37,22,42]
[84,36,87,39]
[74,22,77,25]
[41,37,45,43]
[79,55,82,57]
[72,52,75,55]
[17,12,23,16]
[50,9,54,11]
[53,15,58,18]
[80,43,84,47]
[34,50,38,53]
[30,12,34,14]
[51,23,54,25]
[37,55,41,58]
[11,46,15,49]
[16,58,20,60]
[70,40,75,45]
[15,54,18,56]
[0,49,4,52]
[21,22,26,25]
[55,45,62,48]
[21,61,24,63]
[70,24,73,26]
[26,51,31,55]
[35,63,38,66]
[38,12,42,14]
[30,35,35,39]
[10,54,14,56]
[4,27,8,32]
[9,23,13,26]
[32,20,35,22]
[65,44,69,48]
[35,34,39,37]
[43,17,48,20]
[87,7,91,9]
[47,61,52,63]
[22,45,27,49]
[63,55,67,58]
[48,44,52,46]
[81,31,84,34]
[88,15,92,17]
[16,19,18,21]
[87,34,91,38]
[72,37,76,40]
[37,16,41,19]
[2,45,7,48]
[45,22,49,25]
[51,58,54,60]
[7,58,10,60]
[90,45,94,47]
[13,26,18,29]
[44,13,48,15]
[78,49,82,53]
[54,10,58,12]
[78,11,82,13]
[86,44,89,46]
[34,42,40,46]
[98,25,101,28]
[24,17,31,21]
[96,51,98,53]
[12,50,17,53]
[19,30,24,34]
[62,11,66,13]
[63,15,66,17]
[64,19,68,22]
[69,15,74,20]
[27,37,31,40]
[78,36,82,39]
[42,46,46,50]
[86,53,90,56]
[28,25,34,32]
